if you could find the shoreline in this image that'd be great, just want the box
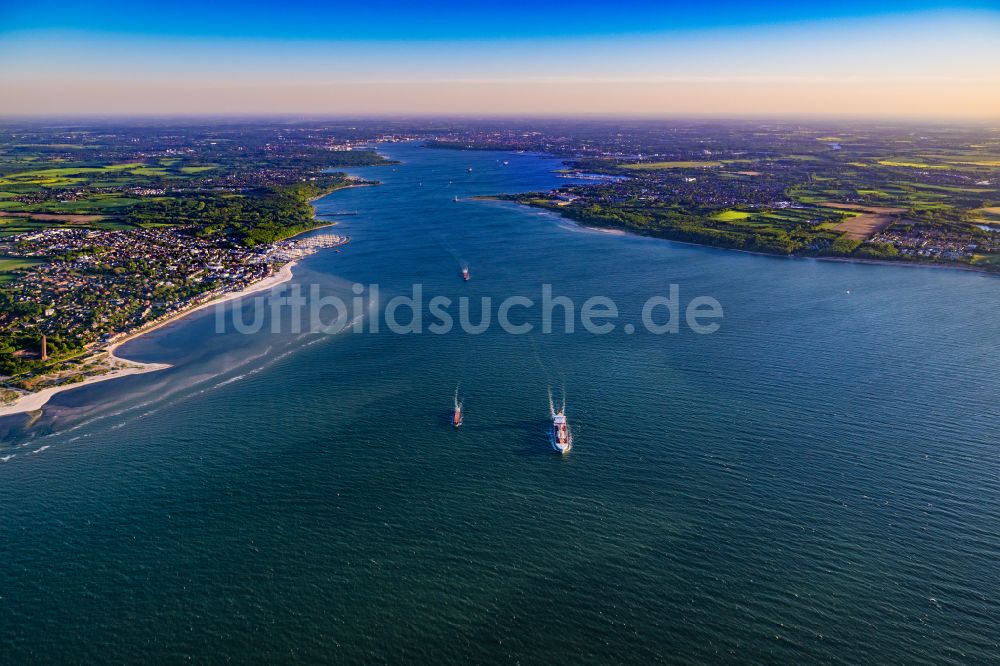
[0,170,361,420]
[0,359,171,418]
[0,259,300,419]
[307,180,373,205]
[107,259,299,357]
[531,205,998,277]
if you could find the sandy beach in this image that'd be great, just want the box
[106,259,299,357]
[0,359,171,417]
[0,260,299,418]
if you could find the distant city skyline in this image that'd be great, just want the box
[2,2,998,118]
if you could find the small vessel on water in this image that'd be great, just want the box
[551,412,571,453]
[462,266,470,281]
[453,403,463,427]
[467,167,473,172]
[453,196,459,202]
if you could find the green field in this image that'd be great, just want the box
[623,161,723,170]
[0,255,44,282]
[0,161,219,189]
[712,210,753,222]
[179,165,218,174]
[0,256,43,271]
[972,253,1000,268]
[0,150,162,216]
[0,214,133,234]
[877,160,948,169]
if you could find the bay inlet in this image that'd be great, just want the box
[1,143,998,663]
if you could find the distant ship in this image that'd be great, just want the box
[462,267,470,281]
[467,167,473,172]
[503,160,509,166]
[453,196,459,202]
[551,412,571,453]
[453,403,463,427]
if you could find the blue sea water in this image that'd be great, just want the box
[1,143,998,663]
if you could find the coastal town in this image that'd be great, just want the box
[4,225,355,348]
[0,224,347,406]
[0,121,387,406]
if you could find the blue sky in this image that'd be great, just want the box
[1,2,998,117]
[3,0,996,40]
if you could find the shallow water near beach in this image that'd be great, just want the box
[2,143,999,663]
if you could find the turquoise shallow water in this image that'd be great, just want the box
[2,144,999,663]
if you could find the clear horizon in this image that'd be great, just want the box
[2,3,999,119]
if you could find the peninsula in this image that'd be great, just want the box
[428,121,1000,271]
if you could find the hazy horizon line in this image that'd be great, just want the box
[2,112,998,125]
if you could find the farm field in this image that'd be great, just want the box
[623,161,723,170]
[0,255,45,283]
[973,206,1000,221]
[831,212,900,240]
[712,210,754,221]
[0,212,107,223]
